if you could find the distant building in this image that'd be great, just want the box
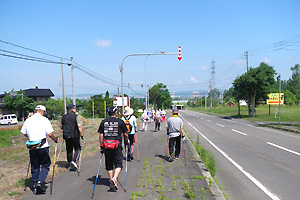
[192,91,200,98]
[0,86,54,116]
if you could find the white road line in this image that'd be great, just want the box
[232,129,247,136]
[207,120,212,123]
[267,142,300,156]
[201,117,205,120]
[196,116,200,117]
[181,116,280,200]
[216,123,225,127]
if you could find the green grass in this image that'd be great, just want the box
[191,104,300,122]
[0,129,21,148]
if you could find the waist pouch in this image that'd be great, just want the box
[26,138,46,150]
[102,139,120,150]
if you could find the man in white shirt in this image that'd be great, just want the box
[21,105,59,194]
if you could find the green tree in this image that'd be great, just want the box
[4,89,34,119]
[287,64,300,103]
[149,83,172,109]
[43,98,65,119]
[233,62,276,116]
[284,90,297,106]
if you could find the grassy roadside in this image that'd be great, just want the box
[190,104,300,122]
[0,118,102,200]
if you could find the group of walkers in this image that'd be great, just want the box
[21,104,184,196]
[141,109,166,132]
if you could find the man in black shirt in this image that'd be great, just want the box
[98,106,128,190]
[60,104,84,170]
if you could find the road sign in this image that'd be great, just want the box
[178,46,182,61]
[267,93,284,105]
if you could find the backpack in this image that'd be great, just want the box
[124,116,132,133]
[155,115,160,122]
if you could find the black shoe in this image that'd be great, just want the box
[36,181,46,193]
[174,155,179,160]
[130,155,134,160]
[32,188,37,195]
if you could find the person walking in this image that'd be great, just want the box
[21,105,59,194]
[121,107,137,160]
[98,106,128,191]
[166,109,185,162]
[60,104,84,171]
[141,110,149,131]
[154,111,162,132]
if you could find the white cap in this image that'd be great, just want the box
[35,105,46,112]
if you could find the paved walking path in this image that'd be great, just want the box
[22,112,218,200]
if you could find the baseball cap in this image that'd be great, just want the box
[108,106,118,114]
[172,108,179,112]
[35,105,47,115]
[66,103,75,111]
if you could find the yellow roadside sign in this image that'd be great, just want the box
[267,93,284,105]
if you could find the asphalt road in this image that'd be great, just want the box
[180,110,300,200]
[22,112,217,200]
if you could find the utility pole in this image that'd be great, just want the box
[278,74,281,124]
[71,57,75,106]
[128,83,131,107]
[244,51,249,72]
[210,58,216,109]
[61,59,67,114]
[205,91,207,111]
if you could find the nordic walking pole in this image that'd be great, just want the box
[182,138,186,166]
[23,160,31,191]
[91,153,103,199]
[78,149,82,176]
[56,139,64,164]
[50,141,58,195]
[125,144,128,192]
[135,133,140,162]
[164,136,169,162]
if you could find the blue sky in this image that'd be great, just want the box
[0,0,299,98]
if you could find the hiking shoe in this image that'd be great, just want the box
[32,188,37,195]
[36,181,46,193]
[110,177,118,190]
[71,161,78,170]
[130,154,134,160]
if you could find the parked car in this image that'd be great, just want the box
[0,114,18,125]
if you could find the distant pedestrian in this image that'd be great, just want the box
[121,107,137,160]
[141,110,149,131]
[166,109,185,162]
[154,111,162,132]
[21,105,59,194]
[98,106,128,191]
[60,104,84,171]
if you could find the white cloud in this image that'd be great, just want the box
[190,77,198,83]
[235,59,244,66]
[262,58,271,64]
[200,66,208,70]
[176,80,184,85]
[95,39,112,47]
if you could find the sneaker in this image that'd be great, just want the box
[130,154,134,160]
[174,156,179,160]
[32,188,37,195]
[110,177,118,190]
[71,161,78,170]
[36,181,46,193]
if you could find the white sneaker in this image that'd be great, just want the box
[71,161,78,170]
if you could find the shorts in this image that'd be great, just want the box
[104,146,123,171]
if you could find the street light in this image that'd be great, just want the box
[145,51,165,111]
[119,52,178,115]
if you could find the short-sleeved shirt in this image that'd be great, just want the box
[166,116,183,138]
[20,113,54,148]
[121,115,137,135]
[98,117,127,143]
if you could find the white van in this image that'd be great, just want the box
[0,114,18,125]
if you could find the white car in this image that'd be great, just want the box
[0,114,18,125]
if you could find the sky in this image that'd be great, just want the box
[0,0,299,99]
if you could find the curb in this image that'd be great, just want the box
[185,135,226,200]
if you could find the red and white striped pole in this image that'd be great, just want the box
[178,46,182,61]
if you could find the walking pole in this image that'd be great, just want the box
[125,144,128,192]
[91,153,103,199]
[56,139,64,164]
[50,142,58,195]
[164,136,169,162]
[182,139,186,166]
[135,133,140,162]
[23,160,31,191]
[78,149,82,176]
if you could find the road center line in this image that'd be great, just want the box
[267,142,300,156]
[232,129,247,136]
[180,115,280,200]
[216,123,225,127]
